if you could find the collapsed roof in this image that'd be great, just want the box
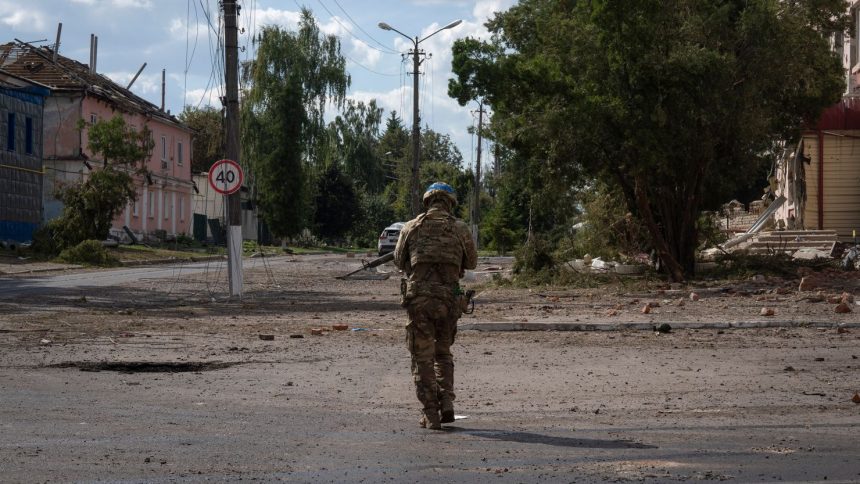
[0,41,189,131]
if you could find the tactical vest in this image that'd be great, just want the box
[408,211,464,269]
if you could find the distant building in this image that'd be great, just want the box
[0,41,193,242]
[0,71,49,244]
[192,172,260,243]
[773,4,860,237]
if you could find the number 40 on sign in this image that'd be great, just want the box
[208,159,244,195]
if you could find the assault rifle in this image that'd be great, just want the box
[337,251,395,280]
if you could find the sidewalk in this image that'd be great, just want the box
[0,260,81,275]
[0,255,225,275]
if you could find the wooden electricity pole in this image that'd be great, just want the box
[223,0,243,297]
[472,102,485,248]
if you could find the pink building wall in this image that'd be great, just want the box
[44,95,193,239]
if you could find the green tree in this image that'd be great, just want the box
[449,0,847,280]
[242,8,350,238]
[421,129,464,168]
[312,165,357,241]
[325,99,385,193]
[51,116,153,249]
[178,105,223,173]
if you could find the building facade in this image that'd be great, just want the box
[0,42,193,242]
[0,72,49,244]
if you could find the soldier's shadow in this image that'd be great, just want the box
[444,427,657,449]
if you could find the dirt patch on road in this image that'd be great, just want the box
[46,361,240,373]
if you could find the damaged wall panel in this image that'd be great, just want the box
[0,83,46,243]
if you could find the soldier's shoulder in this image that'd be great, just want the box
[400,218,420,233]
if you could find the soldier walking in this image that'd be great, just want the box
[394,182,478,430]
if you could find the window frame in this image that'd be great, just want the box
[25,117,33,155]
[6,112,15,152]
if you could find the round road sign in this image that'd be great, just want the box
[208,159,243,195]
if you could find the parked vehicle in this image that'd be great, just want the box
[377,222,404,256]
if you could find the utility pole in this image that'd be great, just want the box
[223,0,243,297]
[472,102,485,248]
[409,42,423,217]
[378,19,462,217]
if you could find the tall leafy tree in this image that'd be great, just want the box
[325,99,385,193]
[313,164,357,241]
[242,8,350,238]
[450,0,847,280]
[178,105,223,173]
[51,116,153,249]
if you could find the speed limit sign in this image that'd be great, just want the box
[208,159,243,195]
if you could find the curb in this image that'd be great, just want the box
[459,320,860,332]
[0,264,82,275]
[119,255,225,267]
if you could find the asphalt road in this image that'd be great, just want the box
[1,256,859,482]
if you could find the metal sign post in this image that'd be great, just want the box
[209,159,243,297]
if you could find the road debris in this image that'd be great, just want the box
[852,392,860,404]
[760,307,775,316]
[258,334,274,341]
[332,324,349,331]
[834,303,852,314]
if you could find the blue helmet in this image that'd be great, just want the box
[423,182,457,208]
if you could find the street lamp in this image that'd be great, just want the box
[379,19,462,216]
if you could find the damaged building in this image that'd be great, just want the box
[0,72,49,244]
[0,41,193,242]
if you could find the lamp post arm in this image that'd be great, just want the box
[387,26,416,47]
[419,19,462,43]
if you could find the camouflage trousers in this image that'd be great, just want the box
[405,295,458,414]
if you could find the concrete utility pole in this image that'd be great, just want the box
[223,0,243,297]
[410,43,421,216]
[379,19,462,217]
[472,102,485,248]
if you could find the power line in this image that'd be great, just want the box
[315,0,398,56]
[331,0,400,54]
[344,54,400,77]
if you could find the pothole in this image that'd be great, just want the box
[48,361,238,373]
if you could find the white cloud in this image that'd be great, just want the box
[111,0,152,8]
[349,86,410,117]
[70,0,153,7]
[0,1,47,31]
[185,84,224,109]
[473,0,515,23]
[349,38,381,67]
[253,7,301,29]
[168,18,184,38]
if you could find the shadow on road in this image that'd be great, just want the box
[447,427,657,449]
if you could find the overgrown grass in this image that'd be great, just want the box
[59,240,120,267]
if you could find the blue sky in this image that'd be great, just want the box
[1,0,515,168]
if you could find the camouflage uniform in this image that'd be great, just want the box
[394,194,477,430]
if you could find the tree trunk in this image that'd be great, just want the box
[633,176,685,282]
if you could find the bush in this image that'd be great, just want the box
[564,186,649,263]
[32,220,61,256]
[514,235,556,274]
[58,239,119,266]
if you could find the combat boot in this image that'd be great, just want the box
[440,398,455,423]
[419,409,441,430]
